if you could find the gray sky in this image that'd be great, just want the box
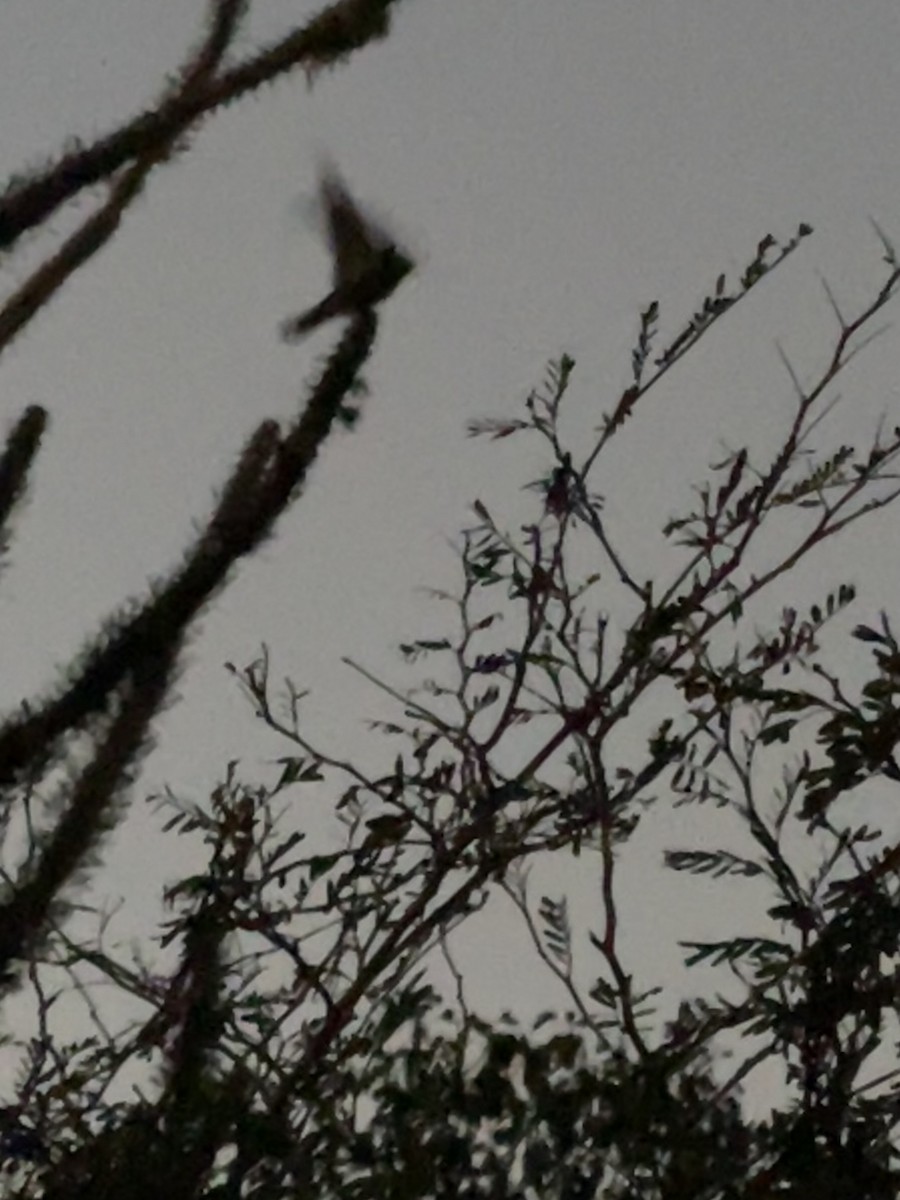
[1,0,899,1108]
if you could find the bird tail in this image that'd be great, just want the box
[280,297,334,341]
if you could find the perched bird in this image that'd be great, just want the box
[281,166,414,339]
[544,453,575,519]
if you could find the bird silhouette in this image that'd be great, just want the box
[281,166,414,339]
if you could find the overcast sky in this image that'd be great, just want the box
[1,0,899,1109]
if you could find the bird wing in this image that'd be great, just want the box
[320,168,392,286]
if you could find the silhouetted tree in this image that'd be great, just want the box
[0,4,899,1199]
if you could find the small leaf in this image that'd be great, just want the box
[308,852,342,881]
[759,719,796,746]
[853,624,886,644]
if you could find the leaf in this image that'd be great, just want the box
[758,719,796,746]
[680,935,790,968]
[538,896,571,963]
[398,638,453,662]
[471,685,500,713]
[472,613,501,633]
[588,974,617,1008]
[273,756,322,789]
[307,852,343,881]
[466,416,530,440]
[363,813,413,848]
[665,849,764,879]
[853,624,887,644]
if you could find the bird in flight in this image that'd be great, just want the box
[281,165,415,339]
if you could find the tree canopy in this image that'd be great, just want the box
[0,3,898,1198]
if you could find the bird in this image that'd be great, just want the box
[281,165,414,340]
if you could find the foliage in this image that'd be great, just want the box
[0,3,899,1199]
